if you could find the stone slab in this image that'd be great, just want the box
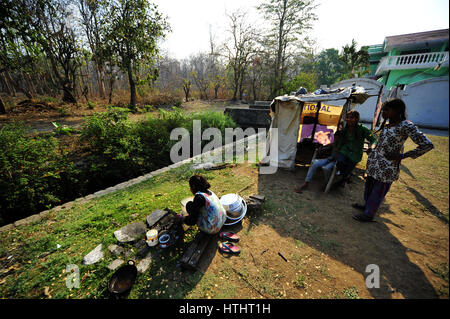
[146,210,169,228]
[0,224,15,233]
[13,214,41,227]
[137,256,152,273]
[113,222,147,243]
[82,244,103,265]
[107,259,124,270]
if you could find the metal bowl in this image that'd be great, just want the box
[180,197,194,214]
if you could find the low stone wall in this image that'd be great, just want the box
[224,107,271,129]
[0,131,266,233]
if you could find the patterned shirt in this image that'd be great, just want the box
[195,190,227,234]
[366,120,434,183]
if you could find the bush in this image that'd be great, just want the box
[0,123,80,224]
[80,108,144,189]
[136,108,237,169]
[0,108,237,224]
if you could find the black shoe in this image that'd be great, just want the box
[352,213,374,222]
[352,203,366,211]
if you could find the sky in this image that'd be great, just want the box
[152,0,449,60]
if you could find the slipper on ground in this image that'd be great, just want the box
[218,242,241,255]
[219,232,239,242]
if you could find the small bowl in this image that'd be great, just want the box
[159,234,171,248]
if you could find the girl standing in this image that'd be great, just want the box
[352,98,434,222]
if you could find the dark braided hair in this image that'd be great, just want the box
[375,98,407,133]
[189,175,211,193]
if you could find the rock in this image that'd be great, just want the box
[245,197,263,217]
[107,259,124,271]
[0,224,15,233]
[146,210,169,228]
[137,256,152,273]
[113,222,147,243]
[82,244,103,265]
[14,214,41,227]
[108,244,124,256]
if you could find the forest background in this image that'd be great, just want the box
[0,0,370,113]
[0,0,370,225]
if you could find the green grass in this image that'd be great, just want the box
[342,286,359,299]
[0,162,254,299]
[0,134,447,299]
[294,275,306,288]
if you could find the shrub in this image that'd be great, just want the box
[136,108,237,170]
[80,108,144,190]
[0,123,80,224]
[87,101,96,110]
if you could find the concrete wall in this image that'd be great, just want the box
[397,76,449,129]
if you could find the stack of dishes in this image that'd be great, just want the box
[220,194,247,226]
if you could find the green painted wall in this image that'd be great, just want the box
[381,67,449,89]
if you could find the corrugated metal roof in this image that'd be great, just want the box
[384,29,449,52]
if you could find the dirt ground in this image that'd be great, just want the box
[194,160,448,299]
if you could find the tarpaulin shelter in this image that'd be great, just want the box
[262,85,371,192]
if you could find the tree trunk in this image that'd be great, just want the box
[214,85,219,99]
[21,72,33,99]
[183,82,190,102]
[108,73,115,104]
[5,72,16,96]
[0,72,13,95]
[127,64,136,107]
[96,66,105,98]
[0,96,6,114]
[62,84,77,103]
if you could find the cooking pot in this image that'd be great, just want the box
[107,260,137,297]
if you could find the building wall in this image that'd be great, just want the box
[396,76,449,129]
[384,67,449,89]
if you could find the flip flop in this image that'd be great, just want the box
[218,242,241,255]
[219,232,240,242]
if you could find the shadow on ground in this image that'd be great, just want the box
[256,165,440,299]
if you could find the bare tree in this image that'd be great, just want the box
[224,10,258,101]
[257,0,317,98]
[190,53,210,100]
[77,0,107,98]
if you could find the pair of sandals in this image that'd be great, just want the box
[218,232,241,255]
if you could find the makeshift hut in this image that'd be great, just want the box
[261,85,372,192]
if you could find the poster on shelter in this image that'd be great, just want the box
[297,103,343,145]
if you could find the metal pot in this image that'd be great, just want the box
[107,260,137,297]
